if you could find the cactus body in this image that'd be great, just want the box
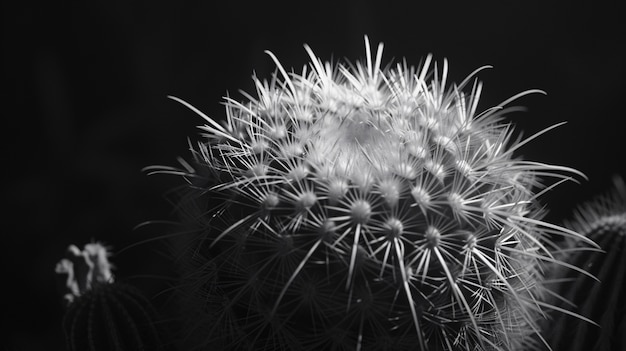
[546,177,626,351]
[157,38,588,350]
[62,282,166,351]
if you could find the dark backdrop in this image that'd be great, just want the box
[5,1,625,349]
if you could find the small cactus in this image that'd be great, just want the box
[545,177,626,351]
[152,37,592,350]
[56,243,167,351]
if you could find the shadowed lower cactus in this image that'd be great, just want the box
[56,243,168,351]
[544,177,626,351]
[149,37,594,350]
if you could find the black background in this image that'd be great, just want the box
[4,0,625,349]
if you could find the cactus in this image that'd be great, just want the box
[56,243,168,351]
[151,37,593,350]
[545,177,626,351]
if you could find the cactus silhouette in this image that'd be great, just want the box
[150,37,593,350]
[56,243,168,351]
[545,177,626,351]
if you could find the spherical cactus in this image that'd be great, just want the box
[545,177,626,351]
[56,243,168,351]
[153,37,591,350]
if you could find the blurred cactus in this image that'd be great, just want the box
[56,243,167,351]
[544,177,626,351]
[56,243,114,306]
[150,37,593,350]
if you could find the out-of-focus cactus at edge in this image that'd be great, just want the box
[143,37,597,351]
[55,243,169,351]
[543,177,626,351]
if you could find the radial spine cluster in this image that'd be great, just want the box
[160,37,587,350]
